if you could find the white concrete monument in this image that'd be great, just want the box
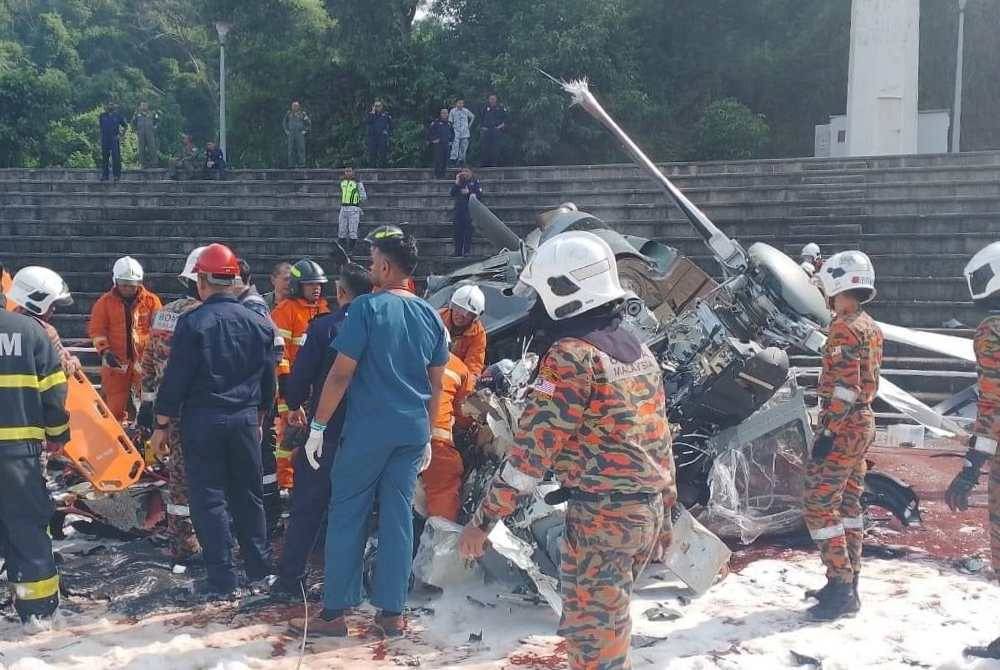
[845,0,920,156]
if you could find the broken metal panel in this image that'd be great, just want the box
[488,520,563,616]
[698,389,813,544]
[662,506,732,595]
[878,376,965,437]
[412,517,484,588]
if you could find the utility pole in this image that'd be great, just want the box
[951,0,968,153]
[215,21,232,161]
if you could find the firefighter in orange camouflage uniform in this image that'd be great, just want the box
[459,231,675,670]
[946,242,1000,659]
[137,247,205,566]
[804,250,883,621]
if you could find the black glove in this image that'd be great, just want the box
[102,351,122,369]
[945,443,990,512]
[812,430,835,463]
[136,401,155,433]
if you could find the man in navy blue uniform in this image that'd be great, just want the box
[99,101,128,182]
[150,243,278,598]
[273,263,371,598]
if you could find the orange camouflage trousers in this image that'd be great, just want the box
[559,495,666,670]
[804,409,874,584]
[991,450,1000,576]
[165,425,200,561]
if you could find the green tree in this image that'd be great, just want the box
[691,98,770,161]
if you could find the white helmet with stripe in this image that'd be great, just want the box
[513,230,627,320]
[965,241,1000,302]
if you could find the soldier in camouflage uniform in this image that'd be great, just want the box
[946,242,1000,659]
[804,250,883,621]
[459,231,676,670]
[136,248,205,564]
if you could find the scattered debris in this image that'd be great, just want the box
[642,605,683,622]
[955,555,987,574]
[469,631,483,642]
[790,650,823,668]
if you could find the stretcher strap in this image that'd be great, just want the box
[809,523,845,541]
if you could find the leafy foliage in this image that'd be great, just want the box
[0,0,996,168]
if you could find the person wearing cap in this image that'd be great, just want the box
[88,256,162,420]
[439,284,487,377]
[151,243,279,598]
[137,247,205,566]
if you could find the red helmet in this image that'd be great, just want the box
[194,243,239,279]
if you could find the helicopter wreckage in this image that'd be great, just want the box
[13,80,980,616]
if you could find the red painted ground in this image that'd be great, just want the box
[731,441,992,572]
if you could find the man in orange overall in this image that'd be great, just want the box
[270,258,330,488]
[88,256,162,420]
[804,250,883,621]
[421,351,475,521]
[439,284,487,378]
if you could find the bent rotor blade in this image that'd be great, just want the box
[877,376,966,437]
[470,195,522,251]
[807,330,965,437]
[876,321,975,363]
[549,74,747,273]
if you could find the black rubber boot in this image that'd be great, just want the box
[807,580,860,621]
[965,636,1000,659]
[804,579,833,601]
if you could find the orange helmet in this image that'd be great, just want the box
[194,243,239,284]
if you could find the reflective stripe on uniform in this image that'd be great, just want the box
[262,473,278,485]
[842,515,864,530]
[276,403,289,414]
[275,448,294,459]
[974,435,998,456]
[12,574,59,601]
[0,426,45,441]
[37,370,67,391]
[432,427,453,443]
[293,334,307,346]
[166,504,191,517]
[45,422,69,437]
[443,368,462,385]
[809,523,845,541]
[273,335,284,347]
[833,386,858,403]
[277,328,293,339]
[141,391,157,402]
[0,372,66,390]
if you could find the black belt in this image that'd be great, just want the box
[543,487,659,505]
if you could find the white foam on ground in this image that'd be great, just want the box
[2,555,999,669]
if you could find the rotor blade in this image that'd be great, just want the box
[876,321,975,363]
[877,376,966,437]
[550,76,747,273]
[469,195,522,251]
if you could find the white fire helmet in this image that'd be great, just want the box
[450,284,486,317]
[8,266,73,316]
[965,241,1000,302]
[512,230,627,320]
[818,250,876,303]
[801,242,821,261]
[112,256,144,286]
[178,246,207,286]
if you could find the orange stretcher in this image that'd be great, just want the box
[63,370,144,492]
